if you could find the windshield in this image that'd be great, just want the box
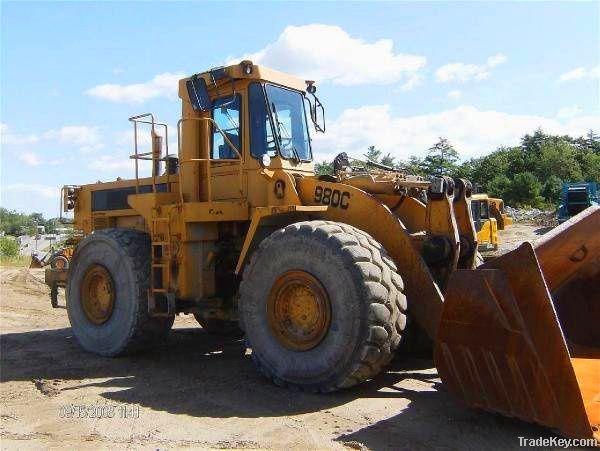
[265,84,312,161]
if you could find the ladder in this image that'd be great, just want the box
[149,213,175,316]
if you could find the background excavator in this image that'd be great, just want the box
[50,61,598,441]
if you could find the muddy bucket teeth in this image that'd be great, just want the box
[435,206,600,441]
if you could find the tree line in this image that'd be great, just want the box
[315,129,600,208]
[0,208,60,236]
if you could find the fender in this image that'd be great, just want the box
[296,177,445,339]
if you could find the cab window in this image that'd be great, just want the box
[265,84,312,161]
[481,201,490,219]
[471,201,481,221]
[211,95,242,160]
[248,83,276,159]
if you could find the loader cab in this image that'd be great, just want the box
[179,62,320,204]
[471,196,498,251]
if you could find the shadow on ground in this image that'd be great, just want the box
[1,325,557,449]
[1,326,423,418]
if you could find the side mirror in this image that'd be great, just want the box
[186,75,212,111]
[305,81,325,133]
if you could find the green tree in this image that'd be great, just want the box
[578,152,600,182]
[314,160,333,175]
[380,153,396,168]
[451,159,475,180]
[422,138,459,176]
[510,172,544,207]
[470,149,511,189]
[398,155,426,176]
[541,175,563,203]
[537,141,583,182]
[584,129,600,153]
[0,208,56,236]
[0,237,19,257]
[364,145,382,163]
[0,208,29,235]
[487,174,512,200]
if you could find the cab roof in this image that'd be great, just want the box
[178,61,308,99]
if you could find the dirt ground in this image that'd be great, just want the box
[482,221,553,258]
[1,223,561,450]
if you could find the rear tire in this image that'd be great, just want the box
[50,255,69,270]
[240,220,406,392]
[66,229,173,356]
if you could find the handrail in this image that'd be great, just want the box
[177,117,244,203]
[129,113,170,193]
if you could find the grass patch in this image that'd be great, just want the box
[0,255,32,267]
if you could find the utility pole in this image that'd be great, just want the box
[33,219,39,251]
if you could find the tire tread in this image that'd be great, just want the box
[240,220,407,391]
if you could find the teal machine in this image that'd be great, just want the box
[558,182,599,223]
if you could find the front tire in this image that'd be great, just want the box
[66,229,173,356]
[240,221,406,392]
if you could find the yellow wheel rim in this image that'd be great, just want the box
[267,270,331,351]
[54,258,66,270]
[81,265,115,325]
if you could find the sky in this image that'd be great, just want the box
[1,1,599,218]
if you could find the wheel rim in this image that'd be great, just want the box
[54,257,66,270]
[267,270,331,351]
[81,264,115,325]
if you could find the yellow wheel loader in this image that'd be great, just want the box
[470,193,499,251]
[58,61,598,441]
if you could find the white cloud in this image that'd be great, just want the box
[0,123,40,146]
[88,154,151,174]
[42,126,103,152]
[556,105,581,119]
[558,65,600,82]
[19,151,41,166]
[399,74,423,92]
[487,54,508,68]
[312,104,600,162]
[230,24,426,86]
[447,90,462,100]
[2,123,103,153]
[1,183,58,199]
[88,155,134,172]
[436,53,508,83]
[86,72,184,104]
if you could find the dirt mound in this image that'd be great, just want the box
[0,267,48,296]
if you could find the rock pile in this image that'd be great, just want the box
[505,206,558,227]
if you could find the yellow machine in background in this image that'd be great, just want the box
[32,245,74,307]
[470,193,499,251]
[56,62,598,441]
[488,196,513,229]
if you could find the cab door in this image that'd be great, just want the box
[208,93,247,201]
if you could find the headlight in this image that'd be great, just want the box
[261,154,271,168]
